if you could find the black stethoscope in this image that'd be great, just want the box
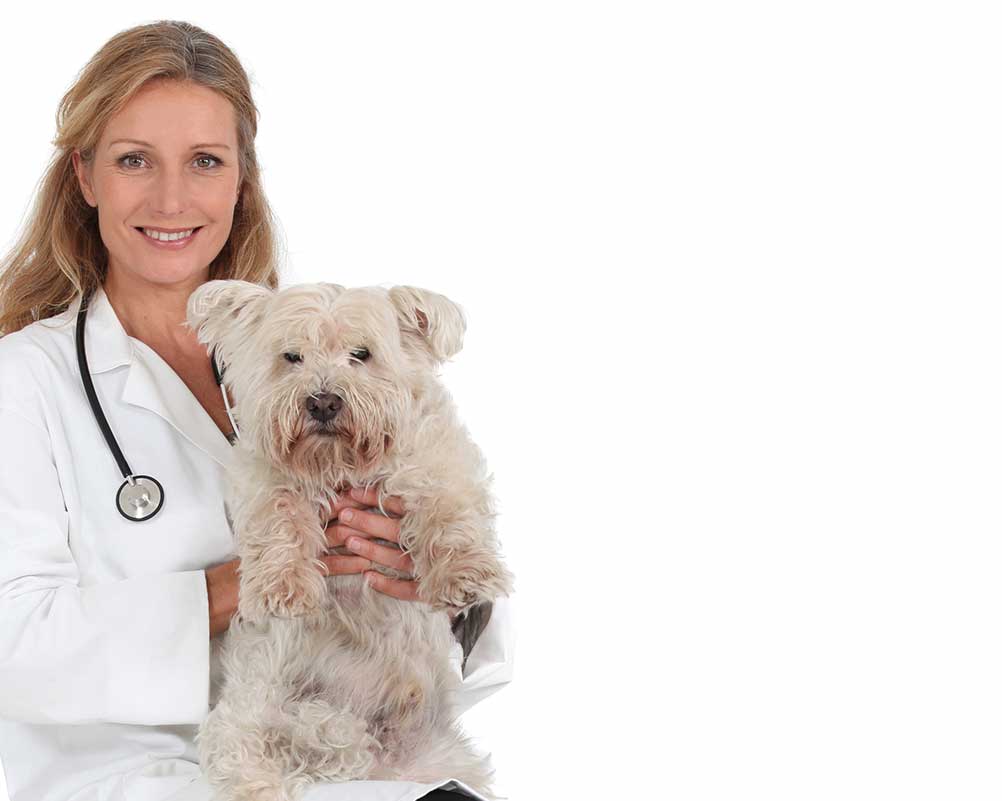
[75,287,241,522]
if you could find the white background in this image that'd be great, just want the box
[1,1,1000,799]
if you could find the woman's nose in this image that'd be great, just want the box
[150,167,190,215]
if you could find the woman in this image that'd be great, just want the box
[0,20,513,801]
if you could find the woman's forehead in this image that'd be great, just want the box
[99,82,238,149]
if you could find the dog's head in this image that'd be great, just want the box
[185,280,466,477]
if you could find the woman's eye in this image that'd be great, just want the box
[283,352,303,364]
[119,154,146,169]
[350,347,371,362]
[195,154,222,169]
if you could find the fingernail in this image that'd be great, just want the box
[347,537,362,550]
[365,572,376,585]
[350,487,364,499]
[341,509,353,522]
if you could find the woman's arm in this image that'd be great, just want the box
[0,405,213,726]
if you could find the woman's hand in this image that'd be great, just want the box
[324,485,419,599]
[324,486,461,620]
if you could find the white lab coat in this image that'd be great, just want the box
[0,283,515,801]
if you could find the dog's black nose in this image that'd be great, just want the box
[306,392,343,423]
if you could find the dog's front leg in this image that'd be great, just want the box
[235,489,328,623]
[402,493,515,613]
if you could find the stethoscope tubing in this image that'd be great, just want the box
[75,288,135,480]
[75,286,239,522]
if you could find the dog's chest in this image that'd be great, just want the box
[326,572,368,605]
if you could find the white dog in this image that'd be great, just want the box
[185,281,514,801]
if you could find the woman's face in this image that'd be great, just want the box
[72,80,242,293]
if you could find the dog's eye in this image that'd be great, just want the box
[283,352,303,364]
[350,347,370,362]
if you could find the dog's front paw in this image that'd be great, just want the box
[268,568,328,618]
[240,568,327,622]
[418,551,514,610]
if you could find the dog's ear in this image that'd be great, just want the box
[388,286,467,363]
[185,279,273,361]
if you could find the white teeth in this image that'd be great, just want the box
[142,228,194,242]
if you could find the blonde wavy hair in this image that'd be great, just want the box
[0,20,282,336]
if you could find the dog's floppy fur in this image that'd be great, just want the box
[186,281,514,801]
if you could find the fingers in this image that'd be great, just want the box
[319,553,372,576]
[365,571,421,602]
[344,536,414,573]
[327,507,402,546]
[326,495,371,519]
[317,554,425,606]
[346,485,407,517]
[324,488,407,546]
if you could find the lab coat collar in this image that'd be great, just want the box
[66,282,131,374]
[66,284,236,472]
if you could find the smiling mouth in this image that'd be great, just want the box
[133,225,205,242]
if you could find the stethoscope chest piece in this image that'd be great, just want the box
[116,475,165,521]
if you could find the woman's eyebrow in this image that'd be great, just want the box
[107,138,232,150]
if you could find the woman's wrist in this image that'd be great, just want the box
[205,560,240,640]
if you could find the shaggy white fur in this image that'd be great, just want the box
[185,280,514,801]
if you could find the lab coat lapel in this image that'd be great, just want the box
[121,344,237,471]
[81,284,237,472]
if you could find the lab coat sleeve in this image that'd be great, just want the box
[449,593,516,718]
[0,404,211,726]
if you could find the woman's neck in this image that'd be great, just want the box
[103,271,206,359]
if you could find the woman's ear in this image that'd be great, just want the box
[71,150,97,208]
[185,279,272,362]
[388,285,467,363]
